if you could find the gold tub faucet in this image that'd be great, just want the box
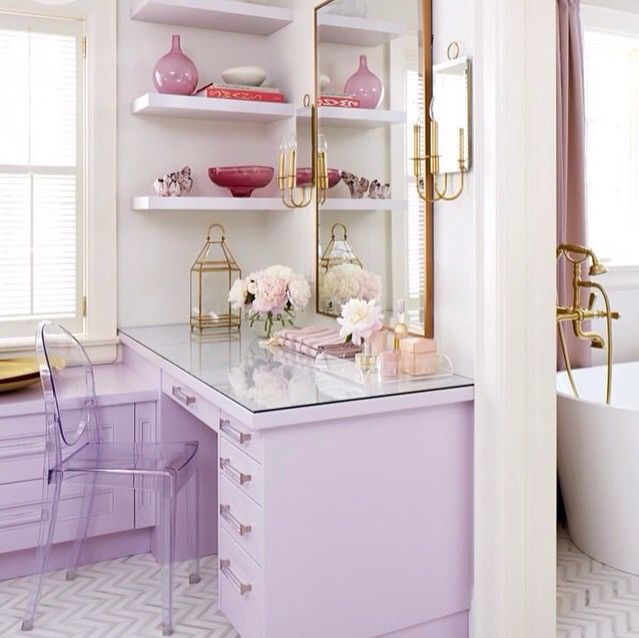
[556,244,619,404]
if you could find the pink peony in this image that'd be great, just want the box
[251,271,288,314]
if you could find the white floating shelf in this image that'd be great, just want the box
[297,106,406,128]
[131,0,293,36]
[132,196,288,211]
[321,198,407,211]
[132,93,294,122]
[317,14,406,47]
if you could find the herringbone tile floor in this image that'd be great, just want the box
[0,554,239,637]
[558,528,639,638]
[8,531,634,637]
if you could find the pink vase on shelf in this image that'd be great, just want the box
[153,34,199,96]
[343,54,383,109]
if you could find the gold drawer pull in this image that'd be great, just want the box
[220,419,252,445]
[171,385,195,406]
[220,559,252,595]
[219,457,252,486]
[220,504,252,536]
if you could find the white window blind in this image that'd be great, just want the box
[584,29,639,266]
[0,13,84,339]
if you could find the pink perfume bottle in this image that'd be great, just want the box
[380,350,400,378]
[153,34,199,96]
[344,54,384,109]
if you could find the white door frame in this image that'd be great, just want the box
[472,0,557,636]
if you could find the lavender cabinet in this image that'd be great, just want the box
[215,404,472,638]
[117,325,475,638]
[0,401,156,556]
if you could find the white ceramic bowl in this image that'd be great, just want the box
[221,66,267,87]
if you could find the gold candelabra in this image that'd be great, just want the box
[556,243,620,404]
[278,133,312,208]
[412,120,466,202]
[317,133,329,204]
[277,97,329,208]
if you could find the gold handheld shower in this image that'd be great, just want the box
[556,244,619,404]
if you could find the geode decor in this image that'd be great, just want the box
[153,166,193,197]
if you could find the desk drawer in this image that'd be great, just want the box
[161,372,219,428]
[219,476,263,566]
[0,477,133,554]
[219,529,263,638]
[220,439,263,506]
[219,412,262,464]
[0,414,45,484]
[0,406,133,485]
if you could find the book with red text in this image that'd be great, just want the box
[204,85,285,103]
[317,95,360,108]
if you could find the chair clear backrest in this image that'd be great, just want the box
[35,322,100,476]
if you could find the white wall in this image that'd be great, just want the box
[590,270,639,365]
[432,0,476,377]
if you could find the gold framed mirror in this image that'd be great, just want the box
[313,0,433,337]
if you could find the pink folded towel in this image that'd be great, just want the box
[275,326,360,359]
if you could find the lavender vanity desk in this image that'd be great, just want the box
[0,324,473,638]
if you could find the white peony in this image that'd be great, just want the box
[265,264,293,283]
[248,367,289,407]
[228,277,248,309]
[358,269,382,301]
[337,298,384,345]
[287,273,311,310]
[321,264,361,306]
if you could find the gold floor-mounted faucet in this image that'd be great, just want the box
[556,244,619,404]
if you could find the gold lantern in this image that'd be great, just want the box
[319,222,362,272]
[190,223,241,333]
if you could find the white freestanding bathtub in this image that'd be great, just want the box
[558,362,639,573]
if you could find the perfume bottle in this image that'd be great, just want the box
[393,299,408,349]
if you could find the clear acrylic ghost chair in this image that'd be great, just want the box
[22,322,200,636]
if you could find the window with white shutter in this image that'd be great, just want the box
[0,12,84,339]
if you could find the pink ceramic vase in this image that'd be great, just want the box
[153,34,199,96]
[344,54,383,109]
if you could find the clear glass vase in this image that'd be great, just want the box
[248,311,296,340]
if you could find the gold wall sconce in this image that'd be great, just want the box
[278,133,312,208]
[413,42,471,203]
[190,223,241,333]
[317,133,329,204]
[277,95,329,208]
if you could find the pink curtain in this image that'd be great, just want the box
[557,0,590,369]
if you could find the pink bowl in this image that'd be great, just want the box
[296,168,341,189]
[208,165,274,197]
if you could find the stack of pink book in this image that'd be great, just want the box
[275,326,360,359]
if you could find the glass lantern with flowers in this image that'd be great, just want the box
[190,223,241,333]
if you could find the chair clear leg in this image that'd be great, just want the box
[22,472,62,631]
[185,468,200,584]
[160,472,177,636]
[66,476,96,581]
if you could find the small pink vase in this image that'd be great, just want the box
[153,34,198,96]
[344,54,383,109]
